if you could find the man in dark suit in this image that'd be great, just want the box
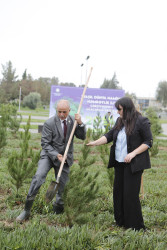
[16,99,86,221]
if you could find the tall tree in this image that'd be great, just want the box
[100,72,120,89]
[1,61,19,101]
[22,69,27,80]
[156,81,167,107]
[1,61,18,83]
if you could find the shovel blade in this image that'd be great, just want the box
[45,181,59,203]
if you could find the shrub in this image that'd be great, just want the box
[145,107,162,157]
[22,92,41,109]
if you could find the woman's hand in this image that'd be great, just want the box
[86,141,96,146]
[124,144,149,163]
[124,152,136,163]
[86,136,107,147]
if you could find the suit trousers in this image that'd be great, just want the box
[113,161,145,230]
[27,156,70,206]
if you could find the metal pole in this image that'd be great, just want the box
[85,55,90,82]
[80,63,84,86]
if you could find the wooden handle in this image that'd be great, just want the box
[56,67,93,181]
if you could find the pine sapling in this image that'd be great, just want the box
[7,116,40,196]
[63,128,99,226]
[98,144,114,188]
[92,111,103,140]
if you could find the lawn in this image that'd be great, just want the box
[0,130,166,249]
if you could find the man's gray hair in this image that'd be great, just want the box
[56,99,70,108]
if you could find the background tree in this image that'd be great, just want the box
[1,61,19,101]
[100,72,120,89]
[156,81,167,107]
[22,69,27,80]
[145,107,162,157]
[125,91,137,100]
[60,82,76,87]
[1,61,18,83]
[22,92,41,109]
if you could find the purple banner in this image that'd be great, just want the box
[49,86,125,128]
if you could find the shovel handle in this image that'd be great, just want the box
[56,67,93,182]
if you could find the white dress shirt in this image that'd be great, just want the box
[115,127,128,162]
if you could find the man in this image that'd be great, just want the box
[16,99,86,221]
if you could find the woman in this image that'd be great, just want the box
[87,97,153,230]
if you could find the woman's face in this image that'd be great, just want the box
[117,105,123,118]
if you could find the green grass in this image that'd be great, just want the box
[20,124,39,130]
[159,119,167,124]
[158,133,167,137]
[0,132,167,249]
[18,107,49,117]
[21,118,46,123]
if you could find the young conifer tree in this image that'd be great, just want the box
[0,127,7,156]
[0,104,9,155]
[98,144,114,188]
[145,107,161,157]
[92,112,114,187]
[8,105,22,136]
[63,128,99,227]
[0,103,22,154]
[7,116,40,195]
[92,111,103,140]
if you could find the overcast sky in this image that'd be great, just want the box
[0,0,167,97]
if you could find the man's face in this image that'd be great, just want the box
[57,102,70,120]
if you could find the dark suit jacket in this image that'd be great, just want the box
[40,115,86,167]
[105,115,153,173]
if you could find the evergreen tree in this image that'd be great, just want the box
[1,61,18,83]
[98,144,114,188]
[8,105,22,136]
[0,127,7,156]
[145,107,162,157]
[1,61,18,101]
[100,72,120,89]
[0,104,11,154]
[22,69,27,80]
[0,103,22,134]
[92,111,103,140]
[63,129,99,226]
[7,116,40,195]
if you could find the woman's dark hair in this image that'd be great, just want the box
[115,97,140,135]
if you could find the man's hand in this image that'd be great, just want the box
[75,113,82,125]
[57,154,67,163]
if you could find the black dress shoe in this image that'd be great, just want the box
[53,203,64,214]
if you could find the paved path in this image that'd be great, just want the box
[19,128,38,133]
[161,124,167,135]
[21,122,44,125]
[156,123,167,140]
[20,115,49,120]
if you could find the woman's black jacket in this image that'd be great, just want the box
[104,115,153,173]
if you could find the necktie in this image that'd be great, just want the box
[63,120,67,138]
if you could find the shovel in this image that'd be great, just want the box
[45,67,93,203]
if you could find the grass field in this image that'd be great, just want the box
[0,127,167,249]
